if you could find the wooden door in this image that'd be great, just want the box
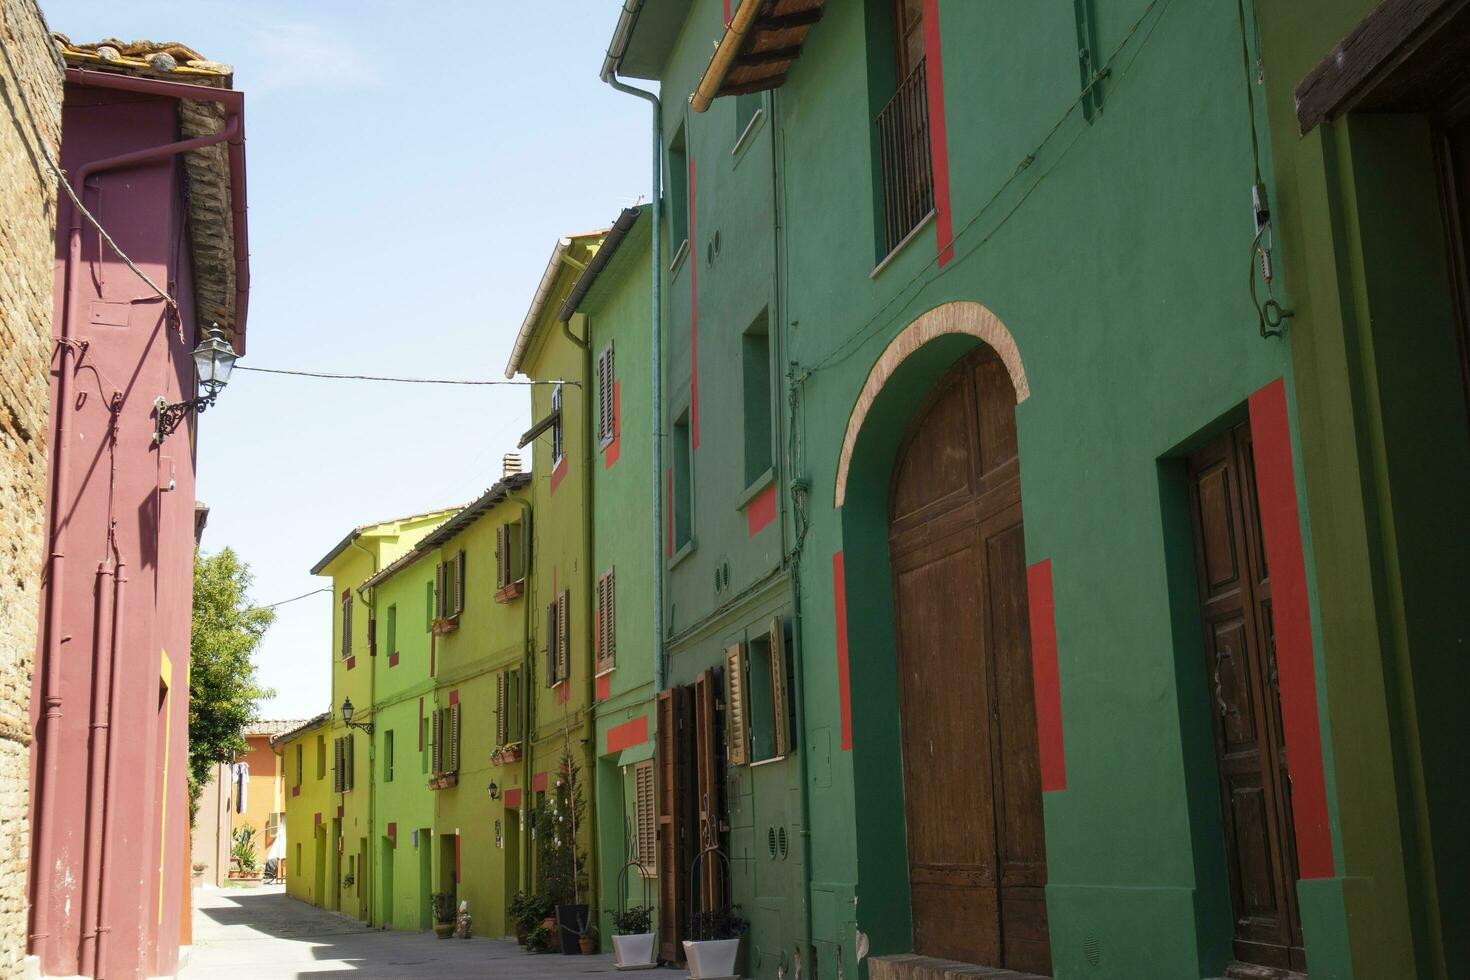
[1187,425,1306,974]
[888,349,1050,973]
[1436,106,1470,428]
[693,670,726,915]
[656,686,695,963]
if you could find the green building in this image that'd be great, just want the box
[595,0,1444,977]
[1252,4,1469,977]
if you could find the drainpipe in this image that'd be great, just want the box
[506,491,535,892]
[573,315,602,921]
[92,556,125,976]
[32,70,248,965]
[601,0,665,691]
[350,538,378,926]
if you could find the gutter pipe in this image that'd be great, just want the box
[690,0,763,113]
[506,491,535,893]
[32,69,249,969]
[349,537,379,925]
[601,0,665,691]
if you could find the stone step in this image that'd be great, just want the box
[869,953,1049,980]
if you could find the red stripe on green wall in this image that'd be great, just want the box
[1026,559,1066,792]
[746,482,777,536]
[606,715,649,755]
[604,380,621,469]
[832,551,853,751]
[596,672,611,701]
[921,0,955,265]
[533,771,549,793]
[1249,377,1334,879]
[550,454,568,495]
[690,155,700,448]
[448,689,458,706]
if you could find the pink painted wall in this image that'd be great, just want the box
[30,84,202,980]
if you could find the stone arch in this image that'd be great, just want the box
[834,301,1028,508]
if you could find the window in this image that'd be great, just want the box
[421,712,430,774]
[596,569,617,673]
[386,605,397,655]
[425,580,435,631]
[296,842,301,873]
[633,758,656,876]
[551,384,566,468]
[496,519,525,590]
[672,411,694,553]
[597,342,616,448]
[869,0,934,258]
[431,704,460,775]
[725,617,792,765]
[497,668,522,746]
[735,92,763,145]
[667,124,690,265]
[742,311,773,486]
[316,735,326,780]
[435,551,465,621]
[384,730,395,783]
[333,734,356,792]
[545,590,570,687]
[340,590,352,659]
[294,744,303,788]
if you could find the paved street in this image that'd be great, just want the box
[184,885,640,979]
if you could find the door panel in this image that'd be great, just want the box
[889,349,1049,972]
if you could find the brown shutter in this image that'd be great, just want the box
[655,687,693,963]
[693,670,723,915]
[435,563,445,620]
[546,601,558,686]
[432,708,443,773]
[634,758,656,876]
[341,591,352,659]
[724,643,748,766]
[496,672,508,745]
[606,570,616,667]
[455,550,466,615]
[346,733,355,791]
[332,737,342,792]
[367,616,376,657]
[496,525,508,588]
[557,590,569,684]
[769,616,791,758]
[449,703,461,774]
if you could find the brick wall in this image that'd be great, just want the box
[0,0,61,972]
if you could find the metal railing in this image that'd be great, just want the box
[876,57,935,258]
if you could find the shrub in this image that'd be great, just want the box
[612,905,652,935]
[692,907,749,942]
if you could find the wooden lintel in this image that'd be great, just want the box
[754,9,823,32]
[737,45,802,67]
[719,76,785,97]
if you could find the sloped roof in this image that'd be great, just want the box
[244,719,309,737]
[310,506,460,575]
[268,712,331,748]
[502,228,609,378]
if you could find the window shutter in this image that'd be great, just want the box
[655,687,693,963]
[724,643,749,766]
[496,672,508,745]
[449,704,461,774]
[546,601,558,686]
[341,591,352,659]
[693,670,723,914]
[597,343,615,445]
[455,550,465,615]
[346,733,356,791]
[769,616,792,757]
[435,563,445,621]
[557,590,569,684]
[332,737,342,792]
[634,758,656,875]
[432,708,443,773]
[368,616,377,657]
[496,526,508,588]
[607,570,616,665]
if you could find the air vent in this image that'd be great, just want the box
[502,453,522,477]
[778,826,788,859]
[767,826,777,859]
[1083,933,1102,968]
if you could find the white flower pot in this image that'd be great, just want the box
[683,937,740,978]
[612,932,655,968]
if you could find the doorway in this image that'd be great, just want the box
[1186,423,1305,975]
[380,836,395,928]
[887,348,1050,973]
[313,825,326,906]
[418,829,433,930]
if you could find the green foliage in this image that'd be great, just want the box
[533,748,588,906]
[692,907,748,942]
[431,892,456,924]
[510,890,554,932]
[231,825,258,872]
[526,924,556,953]
[188,548,276,822]
[612,905,652,935]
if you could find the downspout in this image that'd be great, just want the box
[32,71,247,965]
[350,537,378,925]
[576,316,601,922]
[93,556,126,976]
[506,491,535,892]
[601,0,665,690]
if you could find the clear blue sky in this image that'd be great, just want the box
[42,0,653,720]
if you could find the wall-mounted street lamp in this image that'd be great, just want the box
[154,324,238,444]
[340,697,373,735]
[487,781,500,800]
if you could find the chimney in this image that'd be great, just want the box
[502,453,522,478]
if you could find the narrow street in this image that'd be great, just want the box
[184,886,626,979]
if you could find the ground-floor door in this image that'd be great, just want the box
[381,836,395,928]
[887,349,1050,973]
[418,829,433,930]
[313,827,326,906]
[1187,424,1305,975]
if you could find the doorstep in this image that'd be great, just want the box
[869,953,1049,980]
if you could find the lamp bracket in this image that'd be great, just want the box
[153,393,217,445]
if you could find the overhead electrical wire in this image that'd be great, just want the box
[234,365,575,386]
[251,586,331,611]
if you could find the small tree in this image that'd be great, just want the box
[189,548,276,821]
[534,747,588,906]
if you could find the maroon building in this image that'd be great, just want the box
[29,40,249,979]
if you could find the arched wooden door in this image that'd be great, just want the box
[888,348,1051,974]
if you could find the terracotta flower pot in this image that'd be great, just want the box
[433,921,454,940]
[579,936,595,955]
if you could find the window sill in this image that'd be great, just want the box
[749,754,789,768]
[669,238,690,276]
[870,209,936,279]
[431,616,460,636]
[495,580,525,604]
[736,467,776,511]
[595,663,617,679]
[669,537,697,570]
[731,108,765,165]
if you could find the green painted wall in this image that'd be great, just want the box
[1255,4,1470,976]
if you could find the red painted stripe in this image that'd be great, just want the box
[448,689,459,706]
[503,787,522,808]
[557,680,570,705]
[1249,378,1334,879]
[418,697,424,750]
[666,470,674,558]
[596,672,611,701]
[337,804,344,818]
[831,551,853,752]
[606,715,649,755]
[387,822,397,839]
[550,454,568,495]
[1026,559,1067,792]
[533,771,549,793]
[604,380,621,468]
[388,652,399,668]
[314,812,321,827]
[689,155,700,448]
[746,482,777,536]
[345,656,356,671]
[724,0,731,26]
[292,785,300,798]
[921,0,955,265]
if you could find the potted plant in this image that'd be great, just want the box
[534,748,589,955]
[229,826,259,879]
[683,908,749,979]
[610,905,655,969]
[430,892,456,939]
[579,924,599,956]
[525,924,556,953]
[510,891,552,946]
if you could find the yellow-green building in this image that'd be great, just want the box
[272,713,330,906]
